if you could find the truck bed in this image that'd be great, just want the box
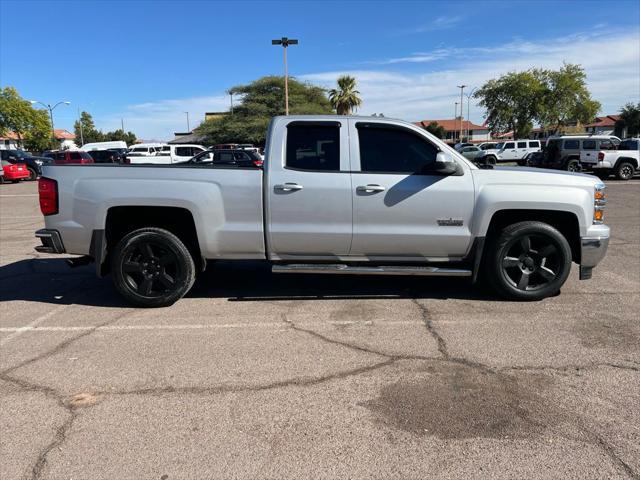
[41,164,266,259]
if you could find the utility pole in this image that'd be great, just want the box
[30,100,70,147]
[454,102,458,141]
[77,108,84,146]
[184,112,190,132]
[121,118,125,132]
[465,87,477,142]
[230,92,234,115]
[272,37,299,115]
[457,84,466,142]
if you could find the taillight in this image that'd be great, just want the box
[253,159,264,168]
[597,152,605,161]
[38,177,58,216]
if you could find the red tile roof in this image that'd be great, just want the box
[584,115,620,128]
[414,119,488,131]
[0,131,21,140]
[54,129,75,140]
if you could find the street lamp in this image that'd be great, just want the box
[465,87,478,141]
[272,37,298,115]
[454,102,458,141]
[184,112,190,132]
[30,100,70,146]
[456,85,466,142]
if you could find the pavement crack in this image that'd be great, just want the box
[500,362,640,374]
[30,411,77,480]
[592,434,639,479]
[411,298,449,358]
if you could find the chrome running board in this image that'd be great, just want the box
[272,264,471,277]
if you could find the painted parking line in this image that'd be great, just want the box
[0,319,422,335]
[0,194,39,197]
[0,304,69,346]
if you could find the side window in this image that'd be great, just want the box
[529,141,540,148]
[582,140,596,150]
[517,141,527,148]
[0,151,6,160]
[600,140,614,150]
[55,152,66,161]
[286,124,340,171]
[357,124,439,173]
[217,152,235,163]
[175,147,192,157]
[564,140,580,149]
[233,152,250,160]
[503,142,515,149]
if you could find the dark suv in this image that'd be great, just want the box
[186,149,263,167]
[0,149,51,181]
[541,135,620,171]
[86,149,124,163]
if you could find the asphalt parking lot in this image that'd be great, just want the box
[1,178,639,479]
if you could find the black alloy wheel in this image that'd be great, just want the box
[488,221,572,300]
[615,162,634,181]
[112,228,196,307]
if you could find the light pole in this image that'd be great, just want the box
[465,87,477,141]
[30,100,70,146]
[184,112,190,132]
[272,37,298,115]
[77,108,84,146]
[454,102,458,142]
[456,85,466,142]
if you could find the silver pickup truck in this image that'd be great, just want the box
[35,115,610,307]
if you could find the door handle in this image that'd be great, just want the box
[274,182,303,191]
[356,184,386,192]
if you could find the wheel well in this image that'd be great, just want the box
[614,157,638,169]
[103,206,202,275]
[485,209,581,262]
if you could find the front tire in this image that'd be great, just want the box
[487,221,572,300]
[615,161,635,181]
[111,227,196,307]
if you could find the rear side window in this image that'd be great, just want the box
[217,151,234,163]
[286,124,340,171]
[582,140,596,150]
[517,141,527,148]
[529,141,540,148]
[564,140,580,149]
[176,147,193,157]
[357,124,438,173]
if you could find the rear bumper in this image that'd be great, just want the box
[35,229,66,254]
[579,224,610,280]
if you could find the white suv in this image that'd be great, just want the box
[479,140,542,165]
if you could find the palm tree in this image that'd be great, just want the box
[328,75,363,115]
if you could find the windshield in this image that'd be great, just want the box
[9,150,28,158]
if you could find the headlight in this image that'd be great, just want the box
[593,183,606,224]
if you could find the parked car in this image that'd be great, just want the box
[187,149,264,167]
[478,140,542,165]
[478,142,501,151]
[87,149,122,164]
[541,135,620,172]
[459,145,484,160]
[125,144,207,164]
[0,149,51,181]
[126,144,165,158]
[44,150,94,165]
[1,159,30,183]
[454,142,473,152]
[581,138,639,180]
[36,115,609,307]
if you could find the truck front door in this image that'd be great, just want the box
[348,120,475,259]
[266,121,352,259]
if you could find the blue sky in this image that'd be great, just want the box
[2,0,639,140]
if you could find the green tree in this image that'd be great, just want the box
[423,121,446,139]
[537,64,600,134]
[328,75,363,115]
[474,70,544,138]
[74,111,104,145]
[104,128,137,146]
[0,86,52,149]
[616,102,640,137]
[196,76,332,145]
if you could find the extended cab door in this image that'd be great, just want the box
[266,120,352,259]
[348,120,475,259]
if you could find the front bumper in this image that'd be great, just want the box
[35,229,66,254]
[579,224,610,279]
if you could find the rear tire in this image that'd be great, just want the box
[111,227,196,307]
[615,161,635,181]
[487,221,572,301]
[27,167,38,181]
[566,159,580,172]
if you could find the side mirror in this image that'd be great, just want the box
[434,152,458,175]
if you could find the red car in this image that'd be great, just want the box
[1,159,30,183]
[46,150,94,165]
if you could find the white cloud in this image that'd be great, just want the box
[301,30,640,123]
[99,94,230,141]
[98,29,639,139]
[397,16,463,35]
